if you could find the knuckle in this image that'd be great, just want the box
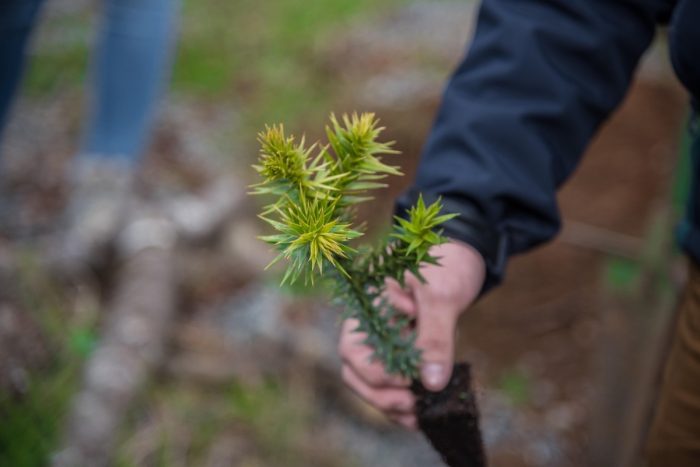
[363,369,384,387]
[424,282,457,304]
[364,365,395,387]
[418,336,451,355]
[375,395,396,412]
[377,393,410,412]
[405,273,421,287]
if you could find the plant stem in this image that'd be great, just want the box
[343,271,388,339]
[335,260,420,378]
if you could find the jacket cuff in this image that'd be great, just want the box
[394,188,508,296]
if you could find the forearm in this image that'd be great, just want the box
[398,0,669,291]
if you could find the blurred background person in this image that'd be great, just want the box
[0,0,180,269]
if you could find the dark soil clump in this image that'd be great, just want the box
[412,362,487,467]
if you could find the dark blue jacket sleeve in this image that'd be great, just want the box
[396,0,674,293]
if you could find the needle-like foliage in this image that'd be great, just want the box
[252,113,456,378]
[260,193,362,285]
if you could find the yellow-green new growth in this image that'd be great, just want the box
[251,125,345,209]
[393,194,458,263]
[254,124,309,184]
[260,193,362,285]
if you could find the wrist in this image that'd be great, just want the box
[428,240,486,308]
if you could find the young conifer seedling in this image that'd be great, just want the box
[252,113,486,467]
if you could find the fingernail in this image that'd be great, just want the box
[422,363,445,389]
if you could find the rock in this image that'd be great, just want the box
[222,219,275,279]
[164,175,247,243]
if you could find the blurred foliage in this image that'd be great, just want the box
[114,376,354,467]
[174,0,408,138]
[24,0,408,145]
[24,12,90,96]
[227,378,310,461]
[0,253,98,467]
[604,258,640,293]
[498,368,531,407]
[177,0,396,102]
[672,118,694,216]
[0,362,82,466]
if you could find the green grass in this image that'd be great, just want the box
[24,0,408,147]
[0,361,83,467]
[174,0,410,142]
[175,0,397,96]
[24,12,91,96]
[497,368,531,407]
[114,376,353,467]
[604,257,640,293]
[228,378,309,460]
[0,252,97,467]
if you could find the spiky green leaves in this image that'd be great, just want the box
[335,279,421,378]
[261,194,362,285]
[325,113,402,205]
[252,114,400,208]
[251,125,344,203]
[393,194,457,263]
[254,125,308,185]
[326,113,401,176]
[253,113,400,286]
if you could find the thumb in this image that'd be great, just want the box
[414,291,457,392]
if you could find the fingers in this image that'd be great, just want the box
[340,362,417,430]
[337,240,486,432]
[338,318,417,430]
[407,242,486,392]
[339,319,410,388]
[414,295,457,392]
[341,365,415,414]
[403,268,458,391]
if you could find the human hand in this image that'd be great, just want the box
[338,240,486,429]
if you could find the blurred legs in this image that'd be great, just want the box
[0,0,45,139]
[60,0,181,270]
[80,0,181,164]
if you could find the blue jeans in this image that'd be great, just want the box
[0,0,180,165]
